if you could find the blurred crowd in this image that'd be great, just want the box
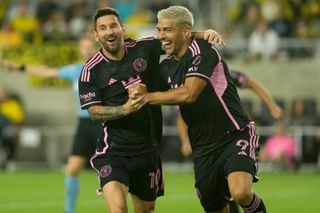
[1,0,319,61]
[227,0,320,60]
[0,0,172,49]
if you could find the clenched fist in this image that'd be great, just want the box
[128,83,147,99]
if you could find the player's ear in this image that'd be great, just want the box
[121,24,126,34]
[93,30,99,42]
[183,25,191,38]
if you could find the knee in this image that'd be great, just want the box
[230,185,252,204]
[66,164,82,177]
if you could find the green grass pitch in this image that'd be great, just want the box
[0,170,319,212]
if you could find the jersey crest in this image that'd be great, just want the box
[133,57,147,73]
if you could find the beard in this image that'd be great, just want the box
[102,41,121,55]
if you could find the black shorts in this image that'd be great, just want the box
[71,118,101,158]
[194,122,259,212]
[91,150,164,201]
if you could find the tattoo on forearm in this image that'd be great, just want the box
[88,106,127,122]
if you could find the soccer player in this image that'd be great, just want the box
[0,36,100,213]
[130,6,267,213]
[78,7,224,213]
[179,69,283,157]
[177,70,282,213]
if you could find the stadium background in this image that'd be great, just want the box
[0,0,320,212]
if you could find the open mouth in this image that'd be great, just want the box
[162,41,172,50]
[106,37,116,44]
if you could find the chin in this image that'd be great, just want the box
[165,49,173,55]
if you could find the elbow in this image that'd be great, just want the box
[181,92,197,104]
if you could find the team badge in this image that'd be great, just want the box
[99,165,112,178]
[133,58,147,73]
[192,55,201,65]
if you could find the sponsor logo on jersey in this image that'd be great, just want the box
[80,92,96,102]
[108,78,117,85]
[133,58,147,73]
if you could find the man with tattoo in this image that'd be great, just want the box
[78,7,224,213]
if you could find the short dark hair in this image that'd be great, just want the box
[93,7,122,30]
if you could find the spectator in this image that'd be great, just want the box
[68,8,89,40]
[290,99,316,125]
[290,20,315,58]
[248,19,280,61]
[260,0,281,22]
[0,87,25,171]
[9,0,41,43]
[42,9,68,41]
[227,1,261,38]
[0,22,23,49]
[289,0,305,22]
[65,0,90,22]
[290,99,319,164]
[270,5,292,38]
[242,3,261,38]
[35,0,57,27]
[7,0,36,21]
[260,122,297,171]
[125,2,152,38]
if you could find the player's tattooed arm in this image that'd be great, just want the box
[88,95,147,122]
[88,105,128,122]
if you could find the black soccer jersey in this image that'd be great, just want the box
[78,37,165,156]
[229,70,249,89]
[160,38,250,158]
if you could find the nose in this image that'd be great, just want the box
[105,27,114,35]
[157,30,165,41]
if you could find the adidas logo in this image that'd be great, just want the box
[108,78,117,85]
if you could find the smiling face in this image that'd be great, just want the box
[157,18,191,59]
[94,14,125,60]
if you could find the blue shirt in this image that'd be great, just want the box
[58,64,89,118]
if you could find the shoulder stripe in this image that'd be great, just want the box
[81,53,104,82]
[189,39,201,57]
[125,39,136,47]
